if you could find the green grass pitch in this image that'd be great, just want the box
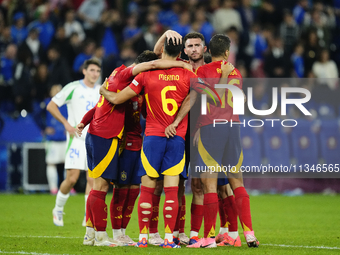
[0,193,339,255]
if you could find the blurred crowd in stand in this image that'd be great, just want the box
[1,0,340,123]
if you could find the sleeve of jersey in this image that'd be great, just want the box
[228,70,243,89]
[51,85,71,107]
[116,66,134,91]
[128,73,143,95]
[80,106,96,127]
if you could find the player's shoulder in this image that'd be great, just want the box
[229,67,242,78]
[110,64,127,77]
[62,80,80,90]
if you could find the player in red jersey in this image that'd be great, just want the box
[166,34,259,248]
[76,50,192,247]
[97,38,217,248]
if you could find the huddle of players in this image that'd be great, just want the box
[50,29,259,248]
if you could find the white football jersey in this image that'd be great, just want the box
[52,79,100,140]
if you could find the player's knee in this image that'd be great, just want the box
[154,183,163,196]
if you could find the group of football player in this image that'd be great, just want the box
[47,29,259,249]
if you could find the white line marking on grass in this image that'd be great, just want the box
[261,244,340,250]
[0,250,72,255]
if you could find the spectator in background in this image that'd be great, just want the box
[293,0,309,26]
[191,8,214,46]
[264,37,292,78]
[77,0,106,39]
[291,43,305,78]
[72,39,95,79]
[18,27,45,67]
[64,9,85,42]
[312,48,339,90]
[257,0,282,28]
[28,5,55,50]
[225,26,239,65]
[0,27,13,56]
[0,43,16,106]
[212,0,243,34]
[12,49,34,113]
[94,10,121,58]
[303,30,321,76]
[280,9,300,54]
[47,45,72,87]
[171,11,191,37]
[51,26,74,63]
[123,15,142,46]
[10,12,28,45]
[237,0,256,33]
[65,32,81,68]
[158,2,180,28]
[32,63,49,102]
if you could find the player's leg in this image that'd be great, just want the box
[46,164,58,194]
[120,149,141,245]
[174,178,189,245]
[148,179,164,245]
[226,125,259,248]
[85,133,120,247]
[216,182,228,243]
[83,171,93,226]
[189,177,204,244]
[158,135,185,248]
[53,168,80,226]
[46,141,65,195]
[136,136,165,247]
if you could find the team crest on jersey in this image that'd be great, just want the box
[121,171,127,181]
[133,101,138,111]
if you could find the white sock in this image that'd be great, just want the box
[113,229,122,239]
[164,233,173,242]
[173,231,179,238]
[190,231,199,238]
[46,165,58,191]
[84,194,88,214]
[219,227,228,235]
[86,227,95,236]
[229,231,239,239]
[149,232,158,238]
[121,228,126,235]
[139,233,148,241]
[55,190,70,211]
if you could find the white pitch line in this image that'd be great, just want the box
[0,250,72,255]
[261,243,340,250]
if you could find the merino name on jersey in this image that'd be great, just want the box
[196,60,242,128]
[88,65,134,139]
[129,67,199,140]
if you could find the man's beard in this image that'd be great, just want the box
[190,54,203,62]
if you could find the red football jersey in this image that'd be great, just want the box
[87,65,134,139]
[196,60,242,128]
[129,67,198,140]
[124,95,143,151]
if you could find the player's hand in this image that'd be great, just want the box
[165,30,182,45]
[221,60,234,75]
[65,122,77,138]
[165,123,178,138]
[45,127,55,135]
[183,62,193,72]
[76,123,84,137]
[193,128,200,147]
[99,78,108,95]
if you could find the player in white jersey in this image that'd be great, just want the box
[47,59,101,227]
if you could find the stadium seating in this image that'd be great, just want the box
[240,125,262,167]
[290,119,318,165]
[319,119,340,164]
[262,124,290,167]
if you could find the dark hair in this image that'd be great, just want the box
[164,38,183,57]
[83,58,101,70]
[183,32,205,45]
[134,50,158,64]
[209,34,231,57]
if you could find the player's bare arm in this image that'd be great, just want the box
[46,100,77,136]
[165,90,198,138]
[154,30,182,57]
[132,59,193,75]
[100,83,137,105]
